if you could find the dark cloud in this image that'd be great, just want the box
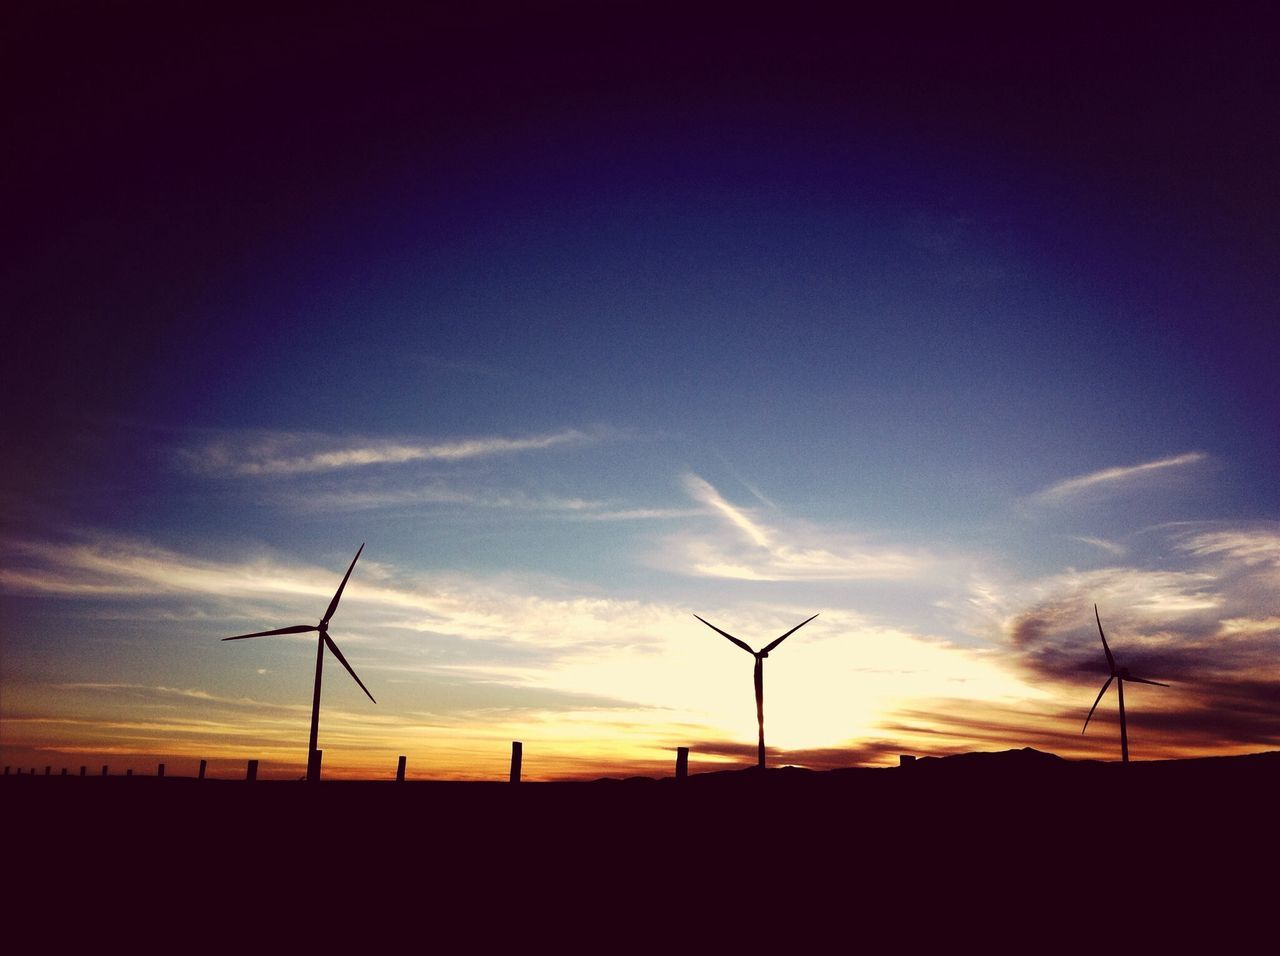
[976,526,1280,758]
[677,738,904,771]
[884,556,1280,760]
[887,702,1092,757]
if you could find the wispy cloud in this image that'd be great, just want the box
[1029,452,1208,506]
[50,682,311,713]
[670,473,926,580]
[0,534,678,652]
[576,508,705,522]
[683,474,772,547]
[1178,526,1280,567]
[1070,535,1127,557]
[280,482,700,522]
[290,484,602,513]
[1,537,369,602]
[176,427,597,477]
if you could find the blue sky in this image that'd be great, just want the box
[3,5,1277,777]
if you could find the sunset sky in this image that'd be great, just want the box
[4,5,1277,779]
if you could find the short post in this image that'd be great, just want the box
[45,766,51,776]
[61,768,68,776]
[676,746,689,781]
[198,759,207,780]
[3,766,8,775]
[509,741,523,784]
[79,766,86,777]
[101,765,109,776]
[396,755,407,783]
[246,759,259,782]
[126,769,133,777]
[157,763,165,778]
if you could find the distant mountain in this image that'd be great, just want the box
[909,746,1070,770]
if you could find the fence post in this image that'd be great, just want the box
[396,755,407,783]
[676,747,689,780]
[126,769,133,777]
[198,759,207,780]
[45,766,51,776]
[80,766,86,777]
[101,765,109,776]
[246,759,258,782]
[61,768,68,776]
[509,741,523,784]
[157,763,165,778]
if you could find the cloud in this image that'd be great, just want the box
[288,484,603,513]
[50,682,311,713]
[1178,527,1280,567]
[1,537,367,602]
[949,526,1280,758]
[1029,451,1208,506]
[673,738,906,771]
[1070,535,1127,556]
[0,534,672,652]
[277,482,701,522]
[669,473,927,581]
[176,427,597,477]
[577,508,705,522]
[682,474,772,547]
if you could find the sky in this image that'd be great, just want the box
[3,4,1278,779]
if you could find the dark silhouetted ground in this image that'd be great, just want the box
[5,749,1273,941]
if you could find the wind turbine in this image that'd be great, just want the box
[1082,604,1167,763]
[694,612,819,770]
[223,544,375,783]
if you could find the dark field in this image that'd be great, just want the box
[6,749,1274,939]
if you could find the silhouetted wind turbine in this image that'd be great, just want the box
[694,612,819,770]
[1082,604,1167,764]
[223,544,375,783]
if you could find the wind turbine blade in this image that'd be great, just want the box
[1125,675,1170,687]
[1082,676,1113,734]
[693,614,755,654]
[761,613,820,655]
[1094,604,1116,672]
[321,543,365,625]
[322,633,376,704]
[222,624,318,641]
